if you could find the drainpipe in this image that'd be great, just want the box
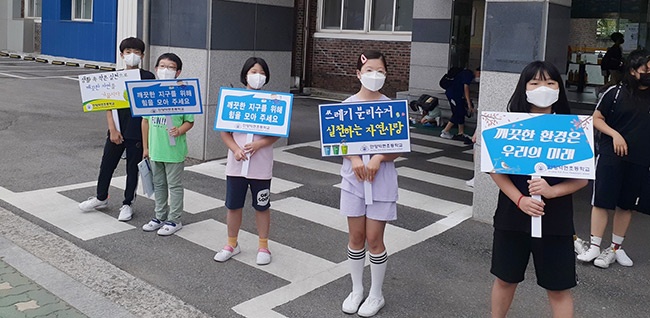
[301,0,310,94]
[142,0,150,70]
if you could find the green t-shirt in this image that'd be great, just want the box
[146,114,194,163]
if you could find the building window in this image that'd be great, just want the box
[320,0,413,33]
[25,0,42,19]
[72,0,93,21]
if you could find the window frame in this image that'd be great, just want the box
[72,0,94,21]
[317,0,412,36]
[24,0,42,21]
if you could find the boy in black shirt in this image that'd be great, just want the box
[79,37,156,221]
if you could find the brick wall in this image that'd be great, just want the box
[310,38,411,98]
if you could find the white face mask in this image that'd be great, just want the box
[247,73,266,90]
[123,53,141,67]
[526,86,559,108]
[157,68,176,80]
[360,71,386,92]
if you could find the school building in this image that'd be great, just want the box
[2,0,649,221]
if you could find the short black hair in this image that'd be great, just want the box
[155,53,183,71]
[119,37,145,53]
[356,50,387,71]
[240,57,270,86]
[507,61,570,114]
[611,32,624,43]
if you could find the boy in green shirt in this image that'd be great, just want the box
[141,53,194,236]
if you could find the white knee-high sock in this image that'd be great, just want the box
[368,250,388,299]
[348,246,366,295]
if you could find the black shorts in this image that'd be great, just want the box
[490,230,576,291]
[592,155,649,210]
[448,98,467,125]
[225,176,271,211]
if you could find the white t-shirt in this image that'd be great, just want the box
[225,132,274,180]
[340,93,399,202]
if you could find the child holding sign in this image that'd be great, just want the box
[489,61,587,318]
[141,53,194,236]
[340,51,400,318]
[79,37,155,221]
[213,57,280,265]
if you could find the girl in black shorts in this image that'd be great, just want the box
[489,61,588,318]
[577,49,650,269]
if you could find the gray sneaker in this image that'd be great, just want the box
[79,197,108,212]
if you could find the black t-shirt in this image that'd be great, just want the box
[596,85,650,166]
[493,174,575,236]
[601,46,623,72]
[109,69,156,141]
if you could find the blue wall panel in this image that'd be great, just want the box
[42,0,118,63]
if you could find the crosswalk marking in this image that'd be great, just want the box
[177,219,336,283]
[410,132,468,147]
[428,156,475,170]
[184,160,303,194]
[410,144,443,154]
[110,176,225,214]
[397,166,472,191]
[0,186,134,241]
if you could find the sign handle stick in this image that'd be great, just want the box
[165,115,176,146]
[111,110,121,133]
[362,154,373,205]
[240,133,254,176]
[531,175,542,238]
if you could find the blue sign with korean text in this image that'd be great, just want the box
[214,87,293,137]
[480,112,595,179]
[318,100,411,156]
[125,79,203,117]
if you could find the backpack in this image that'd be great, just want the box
[439,67,463,90]
[409,94,439,112]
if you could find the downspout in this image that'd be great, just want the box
[301,0,310,94]
[142,0,150,69]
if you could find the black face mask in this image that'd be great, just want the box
[639,73,650,86]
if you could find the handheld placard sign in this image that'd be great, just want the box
[481,111,595,237]
[318,100,411,204]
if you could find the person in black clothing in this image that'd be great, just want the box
[601,32,625,86]
[577,49,650,268]
[489,61,588,318]
[78,37,156,221]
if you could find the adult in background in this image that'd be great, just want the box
[440,67,480,143]
[601,32,625,86]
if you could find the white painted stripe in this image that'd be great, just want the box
[462,149,474,154]
[408,144,442,154]
[184,160,302,194]
[273,148,342,175]
[232,201,473,318]
[176,219,336,283]
[0,187,133,241]
[427,156,474,170]
[409,132,467,147]
[397,166,472,192]
[0,72,26,79]
[109,175,225,214]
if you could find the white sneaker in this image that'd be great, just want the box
[78,197,108,212]
[341,292,364,314]
[357,296,385,317]
[573,237,587,255]
[465,178,474,187]
[117,205,133,221]
[157,221,182,236]
[577,245,600,262]
[213,244,241,262]
[594,247,616,268]
[440,131,453,139]
[256,248,272,265]
[142,218,163,232]
[615,248,634,267]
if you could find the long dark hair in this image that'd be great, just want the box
[622,49,650,94]
[507,61,570,114]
